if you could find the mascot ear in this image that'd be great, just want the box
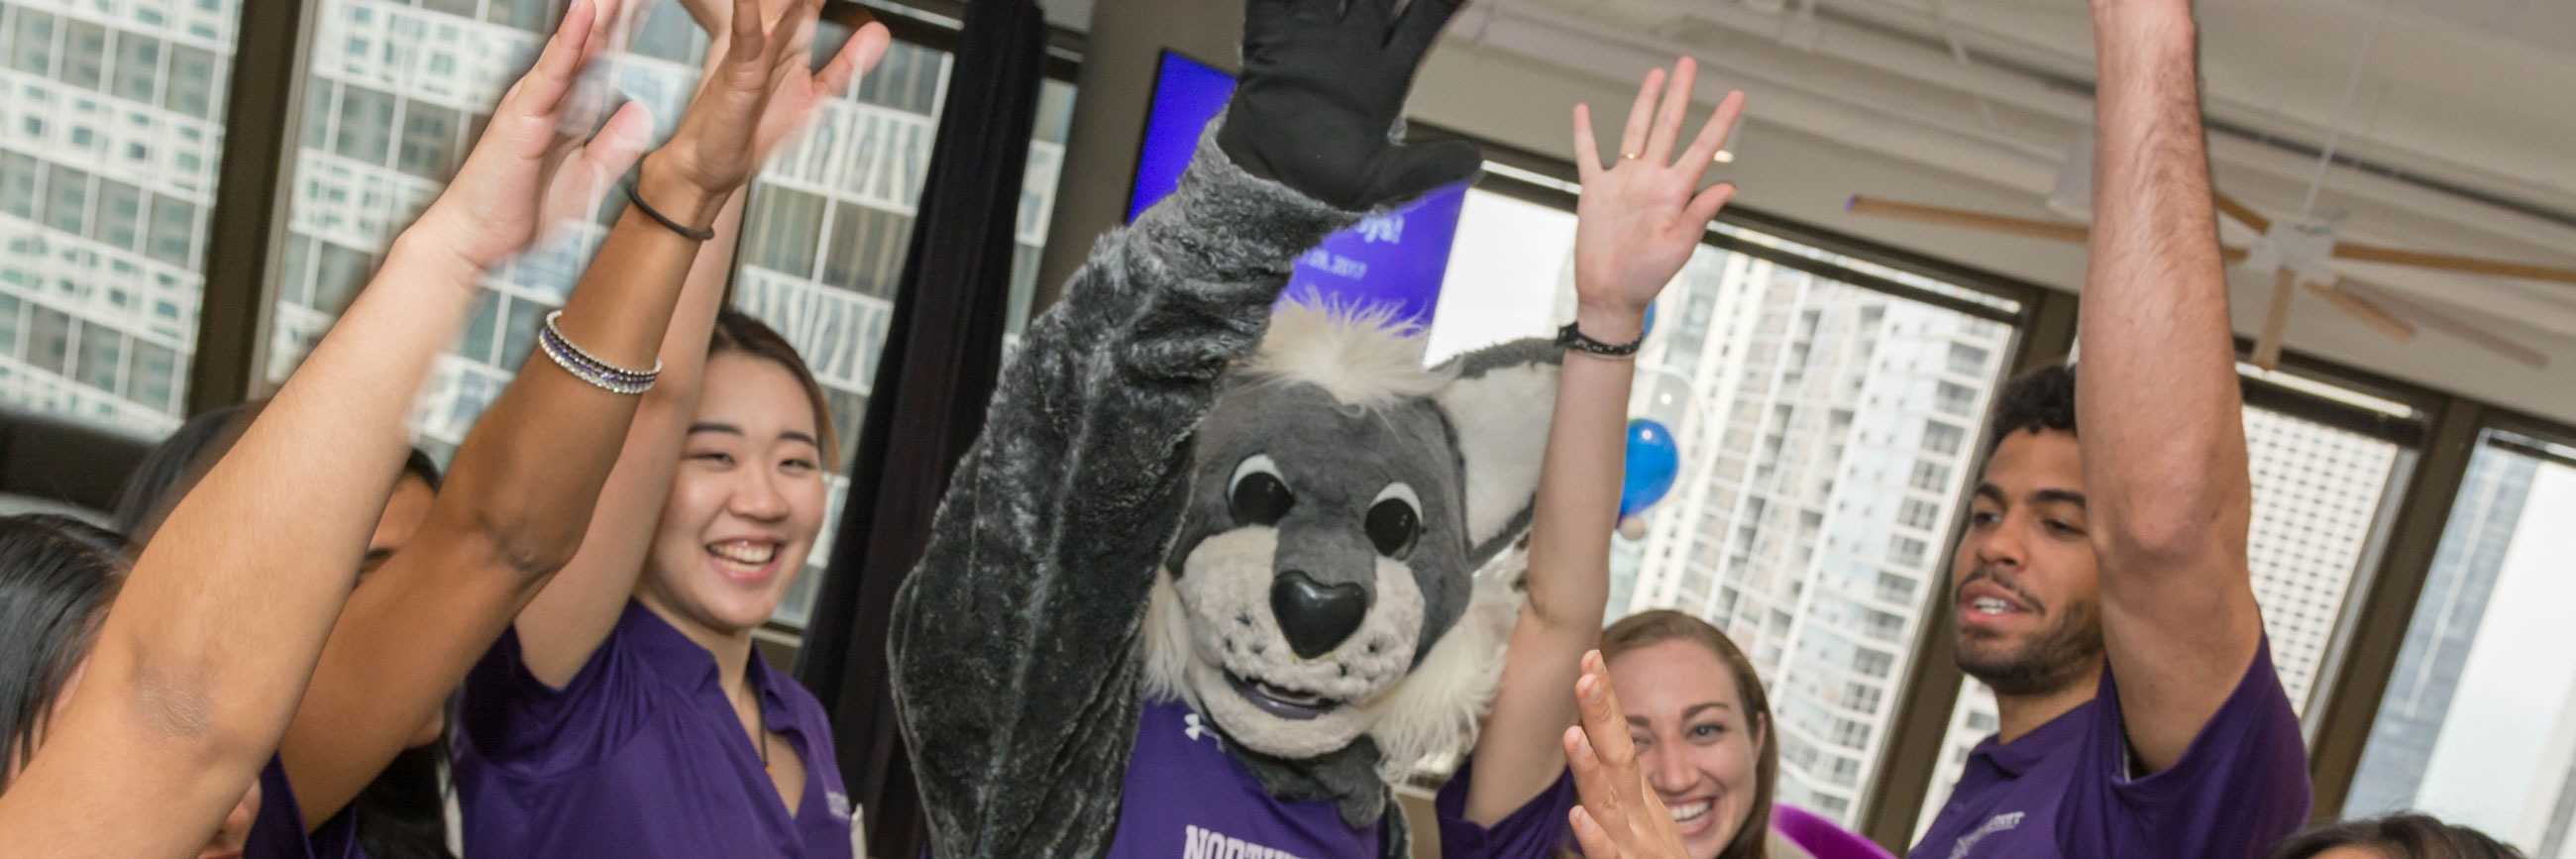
[1430,338,1560,570]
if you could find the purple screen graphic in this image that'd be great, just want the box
[1127,52,1466,328]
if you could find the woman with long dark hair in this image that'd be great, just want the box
[441,0,880,850]
[0,0,877,853]
[116,402,455,858]
[455,304,849,856]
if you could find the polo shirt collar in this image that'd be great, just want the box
[1971,677,2105,778]
[619,601,801,731]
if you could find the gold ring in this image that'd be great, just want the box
[1619,153,1643,160]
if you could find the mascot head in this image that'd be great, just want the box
[1144,300,1558,779]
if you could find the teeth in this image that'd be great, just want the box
[1669,801,1711,822]
[1972,597,2011,614]
[1256,682,1323,705]
[709,541,777,566]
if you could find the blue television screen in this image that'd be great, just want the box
[1128,51,1468,329]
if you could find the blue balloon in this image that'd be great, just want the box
[1619,418,1681,518]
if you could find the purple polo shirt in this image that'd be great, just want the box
[1908,637,2309,859]
[1434,759,1577,858]
[243,754,362,859]
[455,599,853,858]
[1103,698,1574,858]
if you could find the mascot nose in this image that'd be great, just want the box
[1270,571,1368,660]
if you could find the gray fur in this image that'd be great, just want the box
[891,123,1558,859]
[890,125,1356,859]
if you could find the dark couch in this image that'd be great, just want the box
[0,403,161,526]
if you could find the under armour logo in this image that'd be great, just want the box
[1949,811,2024,859]
[1183,712,1222,746]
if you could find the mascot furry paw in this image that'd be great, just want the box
[889,1,1560,856]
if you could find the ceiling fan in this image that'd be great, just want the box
[1844,185,2574,370]
[1839,7,2575,371]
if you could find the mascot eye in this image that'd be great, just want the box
[1230,455,1296,526]
[1366,483,1422,560]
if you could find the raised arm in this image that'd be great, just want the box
[888,2,1478,855]
[2079,0,2261,773]
[1463,58,1744,824]
[0,3,645,853]
[509,0,888,690]
[273,0,885,821]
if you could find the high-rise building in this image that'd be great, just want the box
[2243,406,2403,709]
[2522,683,2576,858]
[1,0,240,433]
[258,0,1071,624]
[2344,449,2538,816]
[1620,248,2011,825]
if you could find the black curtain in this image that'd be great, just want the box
[794,2,1047,857]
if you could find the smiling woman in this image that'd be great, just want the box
[1598,609,1782,859]
[641,312,838,635]
[460,308,861,857]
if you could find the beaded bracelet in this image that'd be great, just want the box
[538,311,661,395]
[1555,321,1644,358]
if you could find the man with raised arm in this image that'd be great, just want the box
[1910,0,2311,856]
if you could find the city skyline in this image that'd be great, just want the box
[1,0,239,434]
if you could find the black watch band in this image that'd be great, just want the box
[1556,321,1644,357]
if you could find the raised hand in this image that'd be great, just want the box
[1217,0,1482,210]
[1562,650,1692,859]
[1570,57,1745,319]
[411,0,655,273]
[652,0,889,205]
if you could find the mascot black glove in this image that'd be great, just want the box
[1216,0,1483,211]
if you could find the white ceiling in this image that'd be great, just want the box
[1041,0,2576,423]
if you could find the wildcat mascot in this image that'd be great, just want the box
[888,0,1563,856]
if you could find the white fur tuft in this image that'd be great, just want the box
[1359,551,1527,782]
[1142,571,1199,706]
[1239,298,1456,410]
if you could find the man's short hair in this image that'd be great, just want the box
[1987,364,2077,455]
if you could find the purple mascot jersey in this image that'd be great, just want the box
[1105,699,1577,859]
[1108,699,1389,858]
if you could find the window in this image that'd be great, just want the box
[1844,681,1882,713]
[1916,390,2409,839]
[1935,381,1977,417]
[1910,460,1950,493]
[0,0,235,432]
[6,8,56,75]
[1426,185,2024,826]
[262,0,1077,629]
[2342,430,2576,856]
[1947,343,1988,376]
[1886,535,1927,569]
[1921,421,1965,456]
[1898,498,1940,531]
